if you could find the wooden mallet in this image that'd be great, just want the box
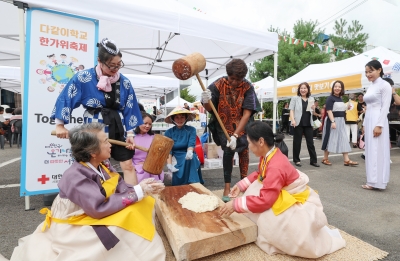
[51,130,173,175]
[172,52,231,142]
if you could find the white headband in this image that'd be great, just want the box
[100,38,119,55]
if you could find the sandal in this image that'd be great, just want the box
[321,159,332,165]
[344,160,358,166]
[361,184,381,190]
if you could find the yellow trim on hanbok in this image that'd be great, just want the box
[40,162,156,241]
[271,187,310,216]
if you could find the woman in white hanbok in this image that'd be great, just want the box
[362,60,392,190]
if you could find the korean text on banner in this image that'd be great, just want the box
[277,74,362,98]
[21,8,98,196]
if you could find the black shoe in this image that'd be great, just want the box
[310,162,320,167]
[295,162,302,167]
[361,154,365,160]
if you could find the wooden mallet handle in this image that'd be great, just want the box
[51,130,148,152]
[196,74,231,142]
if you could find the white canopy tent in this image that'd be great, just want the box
[253,76,278,100]
[277,46,400,99]
[0,0,278,80]
[124,74,179,99]
[164,96,192,108]
[0,66,21,93]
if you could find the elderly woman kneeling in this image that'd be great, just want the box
[10,123,166,261]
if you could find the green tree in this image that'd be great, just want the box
[330,19,369,61]
[251,20,330,119]
[180,87,196,102]
[250,20,330,83]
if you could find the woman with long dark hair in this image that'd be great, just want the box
[321,80,358,166]
[219,121,345,258]
[289,82,319,167]
[362,60,392,190]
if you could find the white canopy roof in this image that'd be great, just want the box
[0,66,21,93]
[0,0,278,80]
[164,96,192,108]
[0,66,180,97]
[124,74,179,99]
[253,76,278,100]
[277,46,400,98]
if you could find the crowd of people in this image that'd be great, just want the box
[5,37,399,260]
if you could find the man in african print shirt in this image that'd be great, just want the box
[202,59,261,202]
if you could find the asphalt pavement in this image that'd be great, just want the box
[1,135,399,260]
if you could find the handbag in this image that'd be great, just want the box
[358,134,365,149]
[313,119,322,130]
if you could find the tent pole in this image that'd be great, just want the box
[16,2,31,211]
[178,83,181,107]
[272,52,278,134]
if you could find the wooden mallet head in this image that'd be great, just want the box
[172,52,206,80]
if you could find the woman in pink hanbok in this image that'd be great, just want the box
[132,112,164,183]
[219,121,345,258]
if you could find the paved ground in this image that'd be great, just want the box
[1,136,399,260]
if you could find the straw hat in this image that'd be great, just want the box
[165,106,195,124]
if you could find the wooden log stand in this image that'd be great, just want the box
[155,183,257,261]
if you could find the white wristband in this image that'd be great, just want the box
[134,185,144,201]
[126,133,135,138]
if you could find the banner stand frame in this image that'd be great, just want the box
[15,1,34,211]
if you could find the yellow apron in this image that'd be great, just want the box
[40,162,155,241]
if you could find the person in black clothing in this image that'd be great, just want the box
[280,102,290,133]
[289,82,319,168]
[383,78,399,143]
[183,103,190,111]
[152,106,157,115]
[357,93,366,116]
[312,99,321,139]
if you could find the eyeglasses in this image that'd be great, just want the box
[103,60,124,70]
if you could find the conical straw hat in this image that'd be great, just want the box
[165,106,195,124]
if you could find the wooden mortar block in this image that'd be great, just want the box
[155,183,257,261]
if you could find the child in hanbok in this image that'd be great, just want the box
[132,112,164,183]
